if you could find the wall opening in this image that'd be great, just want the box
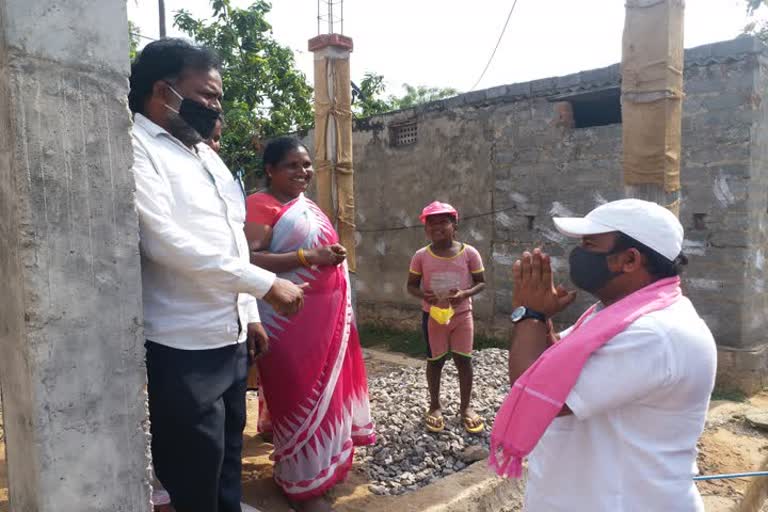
[525,215,536,230]
[390,121,417,147]
[550,87,622,129]
[693,213,708,230]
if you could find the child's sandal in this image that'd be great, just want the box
[463,414,485,434]
[425,413,445,433]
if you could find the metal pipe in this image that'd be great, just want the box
[694,471,768,481]
[159,0,166,38]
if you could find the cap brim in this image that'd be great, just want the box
[420,211,458,223]
[553,217,616,238]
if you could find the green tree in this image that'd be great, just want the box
[353,73,458,117]
[128,21,141,61]
[395,84,459,110]
[354,73,396,117]
[744,0,768,42]
[174,0,313,181]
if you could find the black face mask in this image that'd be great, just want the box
[165,85,220,140]
[568,246,623,294]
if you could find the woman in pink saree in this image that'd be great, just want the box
[244,137,374,512]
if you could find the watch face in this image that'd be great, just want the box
[510,306,527,323]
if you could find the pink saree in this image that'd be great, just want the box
[256,194,375,500]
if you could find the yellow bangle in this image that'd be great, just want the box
[297,248,311,267]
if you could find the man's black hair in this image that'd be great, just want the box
[613,232,688,278]
[128,38,221,115]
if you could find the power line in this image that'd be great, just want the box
[131,32,158,41]
[356,205,520,233]
[470,0,520,91]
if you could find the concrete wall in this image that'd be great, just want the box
[351,37,768,392]
[0,1,150,510]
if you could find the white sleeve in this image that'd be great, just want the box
[244,294,261,324]
[565,320,674,419]
[133,139,276,298]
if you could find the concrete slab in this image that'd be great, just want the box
[336,461,524,512]
[746,411,768,432]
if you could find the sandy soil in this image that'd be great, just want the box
[698,394,768,511]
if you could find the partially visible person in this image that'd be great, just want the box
[204,112,273,445]
[406,202,486,434]
[129,38,305,512]
[244,137,375,512]
[490,199,716,511]
[206,117,223,153]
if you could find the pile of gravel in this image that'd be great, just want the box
[359,348,510,496]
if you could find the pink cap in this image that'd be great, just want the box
[420,201,459,224]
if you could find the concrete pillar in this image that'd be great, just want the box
[0,1,150,511]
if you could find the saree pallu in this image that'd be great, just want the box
[256,194,375,500]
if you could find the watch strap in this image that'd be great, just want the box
[522,309,546,322]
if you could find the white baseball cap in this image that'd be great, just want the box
[553,199,684,261]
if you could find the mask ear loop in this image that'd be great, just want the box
[162,81,184,114]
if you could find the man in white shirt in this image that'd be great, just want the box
[128,39,305,512]
[507,199,717,511]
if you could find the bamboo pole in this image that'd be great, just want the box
[308,34,356,271]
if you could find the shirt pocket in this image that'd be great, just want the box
[168,168,223,218]
[219,178,246,224]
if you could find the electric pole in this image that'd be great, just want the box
[159,0,167,38]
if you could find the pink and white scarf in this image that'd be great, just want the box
[490,277,682,478]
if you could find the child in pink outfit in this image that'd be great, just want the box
[407,201,487,434]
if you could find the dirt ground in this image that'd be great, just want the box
[0,356,766,511]
[697,394,768,512]
[241,351,413,511]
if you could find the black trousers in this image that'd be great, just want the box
[146,340,248,512]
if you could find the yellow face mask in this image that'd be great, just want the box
[429,305,454,325]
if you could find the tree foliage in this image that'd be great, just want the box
[396,84,460,110]
[128,21,141,61]
[353,73,459,117]
[353,73,393,118]
[744,0,768,43]
[747,0,766,13]
[174,0,313,179]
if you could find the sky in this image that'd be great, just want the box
[128,0,764,95]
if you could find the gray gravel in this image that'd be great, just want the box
[358,349,510,496]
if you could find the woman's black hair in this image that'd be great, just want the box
[613,232,688,278]
[128,38,221,115]
[262,137,309,187]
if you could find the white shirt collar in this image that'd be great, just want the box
[134,112,207,156]
[133,112,169,138]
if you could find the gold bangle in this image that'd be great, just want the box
[297,248,310,267]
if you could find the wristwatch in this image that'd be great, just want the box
[510,306,546,324]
